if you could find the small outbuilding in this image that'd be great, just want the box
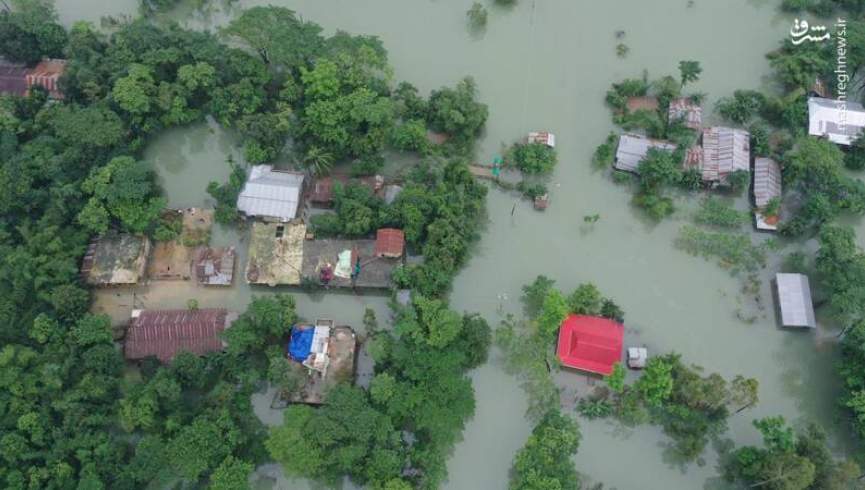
[701,127,750,184]
[374,228,405,258]
[124,308,237,363]
[196,247,236,286]
[527,131,556,148]
[668,97,703,130]
[808,97,865,146]
[775,273,817,329]
[614,133,677,173]
[627,347,648,369]
[237,165,305,222]
[80,233,150,286]
[26,59,66,99]
[556,315,624,376]
[753,157,783,231]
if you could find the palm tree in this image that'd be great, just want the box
[303,147,334,176]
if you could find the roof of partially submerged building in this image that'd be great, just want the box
[556,315,624,376]
[124,308,236,362]
[81,234,150,286]
[701,127,750,183]
[309,175,384,205]
[668,97,703,130]
[284,325,357,405]
[753,157,782,208]
[246,222,305,286]
[614,134,677,173]
[26,59,66,99]
[808,97,865,146]
[374,228,405,258]
[775,273,817,328]
[302,238,399,289]
[196,247,236,286]
[626,96,659,113]
[0,61,30,97]
[527,131,556,148]
[237,165,305,221]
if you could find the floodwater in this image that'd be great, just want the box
[57,0,859,488]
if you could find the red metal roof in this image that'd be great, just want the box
[556,315,624,376]
[374,228,405,258]
[25,59,66,99]
[124,309,230,362]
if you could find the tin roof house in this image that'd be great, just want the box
[774,273,816,329]
[753,157,783,231]
[614,134,677,173]
[237,165,305,222]
[668,97,703,130]
[124,308,237,362]
[0,58,67,99]
[701,127,750,184]
[80,233,150,286]
[808,97,865,146]
[556,315,624,376]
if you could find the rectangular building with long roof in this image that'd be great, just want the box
[701,127,750,184]
[808,97,865,146]
[237,165,305,222]
[775,273,816,328]
[124,308,237,362]
[614,134,677,173]
[753,157,783,231]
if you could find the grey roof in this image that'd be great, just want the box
[701,127,750,183]
[614,134,676,173]
[753,157,782,208]
[808,97,865,146]
[237,165,304,222]
[775,273,816,328]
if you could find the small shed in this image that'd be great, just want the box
[237,165,305,222]
[614,134,677,173]
[668,97,703,130]
[701,127,750,184]
[80,233,150,286]
[556,315,624,376]
[374,228,405,258]
[196,247,236,286]
[527,131,556,148]
[124,308,237,362]
[808,97,865,146]
[26,59,66,99]
[775,273,817,328]
[626,96,659,113]
[753,157,782,231]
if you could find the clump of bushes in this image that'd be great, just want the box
[508,141,557,174]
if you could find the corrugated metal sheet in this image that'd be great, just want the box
[776,273,816,328]
[237,165,304,221]
[125,308,232,362]
[668,98,703,130]
[753,157,782,208]
[25,59,66,99]
[701,127,750,183]
[374,228,405,258]
[614,134,677,173]
[808,97,865,146]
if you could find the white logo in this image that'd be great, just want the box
[790,19,830,45]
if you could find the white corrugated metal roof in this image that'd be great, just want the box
[776,273,816,328]
[614,134,676,173]
[701,127,750,183]
[237,165,304,221]
[808,97,865,146]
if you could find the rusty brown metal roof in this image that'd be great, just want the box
[374,228,405,258]
[124,309,232,362]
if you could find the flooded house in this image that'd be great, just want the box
[237,165,305,222]
[753,157,782,231]
[775,273,817,329]
[668,97,703,130]
[80,233,150,286]
[556,314,624,376]
[282,320,358,405]
[302,229,404,289]
[246,222,306,286]
[308,174,385,207]
[614,133,677,173]
[625,96,659,113]
[808,97,865,146]
[700,126,750,184]
[124,308,237,363]
[196,247,236,286]
[0,58,67,99]
[527,131,556,148]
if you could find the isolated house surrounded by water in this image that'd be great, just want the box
[237,165,305,222]
[753,157,782,231]
[556,315,624,376]
[124,308,237,362]
[80,233,150,286]
[775,273,816,329]
[614,134,677,173]
[668,97,703,130]
[625,96,659,113]
[808,97,865,146]
[284,322,358,405]
[701,126,750,184]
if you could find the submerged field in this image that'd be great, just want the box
[58,0,861,488]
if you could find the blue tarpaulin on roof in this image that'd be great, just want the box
[288,327,314,362]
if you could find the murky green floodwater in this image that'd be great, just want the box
[56,0,859,488]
